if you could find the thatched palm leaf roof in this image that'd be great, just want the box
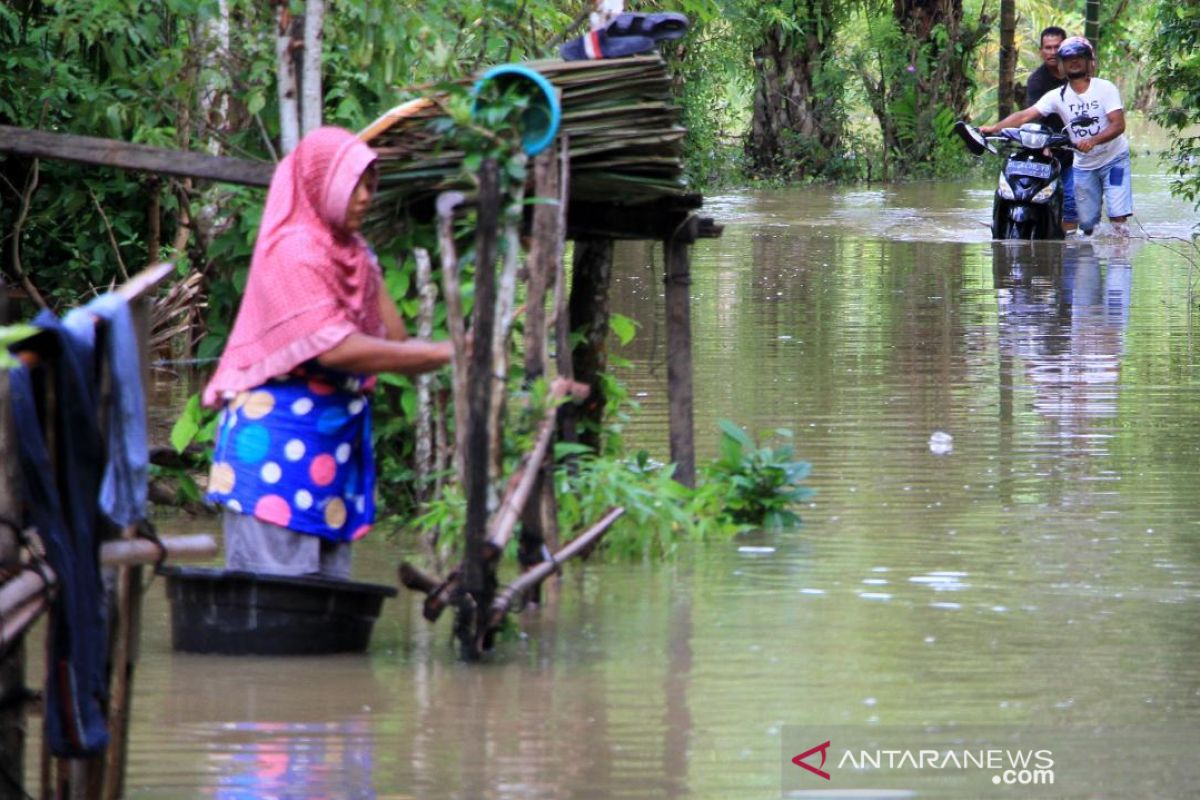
[360,54,689,228]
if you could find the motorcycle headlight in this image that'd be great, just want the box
[997,173,1015,200]
[1018,125,1050,150]
[1032,180,1058,203]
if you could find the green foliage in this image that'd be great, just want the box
[850,8,987,178]
[704,419,813,530]
[409,415,815,563]
[164,391,220,503]
[0,324,39,369]
[554,452,738,559]
[672,12,752,187]
[1149,1,1200,212]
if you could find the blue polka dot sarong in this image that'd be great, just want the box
[207,368,375,543]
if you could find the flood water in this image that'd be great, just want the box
[26,166,1200,798]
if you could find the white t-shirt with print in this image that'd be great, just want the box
[1034,77,1129,170]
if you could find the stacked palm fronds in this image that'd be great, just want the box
[361,54,687,222]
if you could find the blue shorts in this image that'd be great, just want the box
[1074,153,1133,233]
[1061,166,1076,224]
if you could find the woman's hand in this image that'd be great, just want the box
[318,333,453,375]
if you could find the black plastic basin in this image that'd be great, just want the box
[158,566,397,656]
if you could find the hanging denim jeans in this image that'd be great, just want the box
[9,308,110,756]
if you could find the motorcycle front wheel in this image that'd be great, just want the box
[1003,219,1034,240]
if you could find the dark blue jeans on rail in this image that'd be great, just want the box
[9,308,110,757]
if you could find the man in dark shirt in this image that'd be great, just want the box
[1024,26,1077,231]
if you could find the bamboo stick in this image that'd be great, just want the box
[0,596,46,653]
[488,506,625,629]
[99,534,216,567]
[551,138,573,383]
[413,247,437,502]
[436,192,469,488]
[0,534,217,643]
[520,144,563,562]
[0,568,54,624]
[487,163,526,485]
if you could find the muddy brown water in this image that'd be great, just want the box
[23,166,1200,798]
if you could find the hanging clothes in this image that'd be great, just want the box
[64,293,149,527]
[9,308,110,757]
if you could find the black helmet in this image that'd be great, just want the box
[1057,36,1094,61]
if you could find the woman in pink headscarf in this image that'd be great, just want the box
[203,126,452,579]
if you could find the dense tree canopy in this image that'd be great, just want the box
[1,0,1193,318]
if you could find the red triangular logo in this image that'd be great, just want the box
[792,740,832,780]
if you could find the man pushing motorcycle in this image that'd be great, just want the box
[981,36,1132,238]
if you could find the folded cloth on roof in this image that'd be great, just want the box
[10,310,110,757]
[63,293,148,527]
[560,29,657,61]
[608,12,690,40]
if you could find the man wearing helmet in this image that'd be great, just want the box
[981,36,1132,237]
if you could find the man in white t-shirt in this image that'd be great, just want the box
[981,36,1132,236]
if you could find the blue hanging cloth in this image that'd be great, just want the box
[9,308,110,757]
[64,293,148,527]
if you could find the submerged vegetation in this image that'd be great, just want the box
[411,415,814,563]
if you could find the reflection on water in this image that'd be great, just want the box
[24,176,1200,798]
[994,240,1134,442]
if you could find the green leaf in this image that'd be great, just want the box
[554,442,594,459]
[170,394,203,453]
[609,312,638,346]
[718,419,754,450]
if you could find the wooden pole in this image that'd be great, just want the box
[458,160,500,661]
[664,232,696,487]
[0,126,273,187]
[488,162,526,485]
[488,507,625,629]
[485,379,588,560]
[551,139,577,447]
[436,192,469,489]
[101,275,157,800]
[0,279,28,798]
[521,145,563,565]
[413,248,437,503]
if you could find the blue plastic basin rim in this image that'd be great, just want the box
[472,64,562,157]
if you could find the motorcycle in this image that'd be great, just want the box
[955,120,1074,241]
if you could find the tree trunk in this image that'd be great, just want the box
[872,0,990,169]
[998,0,1017,119]
[458,161,500,661]
[1085,0,1101,53]
[746,8,843,179]
[300,0,325,135]
[274,1,300,154]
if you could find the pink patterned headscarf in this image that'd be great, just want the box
[203,127,385,407]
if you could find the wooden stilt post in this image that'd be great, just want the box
[520,144,563,571]
[458,160,501,661]
[567,238,614,455]
[663,231,697,487]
